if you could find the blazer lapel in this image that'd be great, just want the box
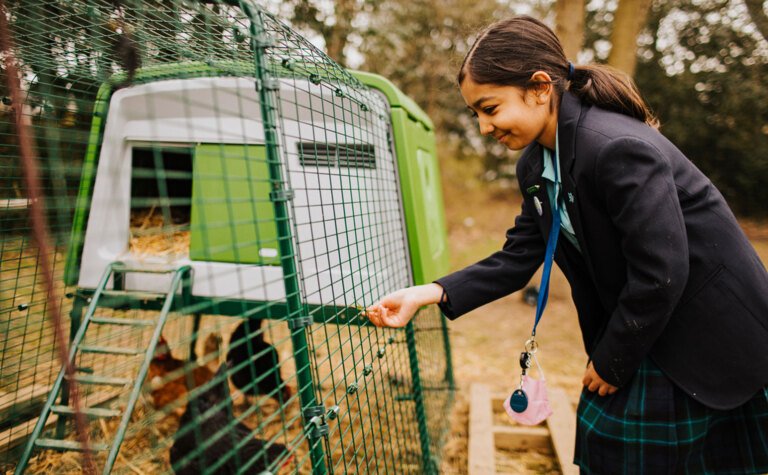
[520,145,554,238]
[558,93,596,277]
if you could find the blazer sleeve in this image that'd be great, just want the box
[434,196,545,319]
[589,136,689,387]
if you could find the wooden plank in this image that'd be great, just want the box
[0,391,116,450]
[0,198,33,210]
[468,384,496,475]
[546,388,578,475]
[493,425,550,450]
[0,384,50,411]
[491,395,507,407]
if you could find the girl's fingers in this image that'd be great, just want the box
[365,306,382,327]
[588,380,600,392]
[596,383,618,396]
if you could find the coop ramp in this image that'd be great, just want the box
[14,263,192,475]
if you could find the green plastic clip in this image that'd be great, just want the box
[281,58,295,70]
[326,405,340,420]
[306,415,329,438]
[288,316,312,330]
[270,189,295,202]
[263,78,280,91]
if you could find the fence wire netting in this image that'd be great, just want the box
[0,1,454,474]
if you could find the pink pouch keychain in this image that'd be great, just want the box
[503,346,553,426]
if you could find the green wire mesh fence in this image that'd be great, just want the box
[0,0,454,473]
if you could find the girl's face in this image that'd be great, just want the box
[460,73,558,151]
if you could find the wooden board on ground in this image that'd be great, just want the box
[0,391,116,450]
[468,384,496,475]
[469,383,578,475]
[545,386,578,474]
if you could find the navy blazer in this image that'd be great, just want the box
[436,92,768,410]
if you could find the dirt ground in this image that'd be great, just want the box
[435,162,768,474]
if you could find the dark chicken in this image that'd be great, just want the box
[170,363,291,474]
[226,320,292,402]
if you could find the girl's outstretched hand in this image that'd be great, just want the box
[366,283,444,328]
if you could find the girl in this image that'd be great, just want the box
[366,15,768,474]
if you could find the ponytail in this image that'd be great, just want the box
[569,64,659,128]
[459,16,658,128]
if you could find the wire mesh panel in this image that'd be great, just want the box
[0,1,454,474]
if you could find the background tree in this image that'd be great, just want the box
[635,0,768,216]
[556,0,586,60]
[743,0,768,41]
[607,0,654,75]
[289,0,375,66]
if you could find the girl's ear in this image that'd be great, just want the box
[529,71,553,104]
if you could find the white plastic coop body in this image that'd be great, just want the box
[78,76,411,306]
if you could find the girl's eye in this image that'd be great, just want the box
[470,105,495,118]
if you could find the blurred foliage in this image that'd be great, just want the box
[635,0,768,216]
[0,0,254,236]
[356,0,556,180]
[581,0,768,216]
[2,0,767,216]
[354,0,768,216]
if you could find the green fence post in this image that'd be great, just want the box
[406,319,437,474]
[244,4,328,474]
[440,318,456,390]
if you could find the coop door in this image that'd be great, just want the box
[415,148,445,260]
[189,144,280,265]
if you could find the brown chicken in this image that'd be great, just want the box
[146,335,219,412]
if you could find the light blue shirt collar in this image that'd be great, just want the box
[541,130,561,201]
[539,129,580,251]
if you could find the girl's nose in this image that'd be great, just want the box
[478,117,494,136]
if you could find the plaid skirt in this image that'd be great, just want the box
[574,358,768,474]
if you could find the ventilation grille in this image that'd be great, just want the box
[298,142,376,168]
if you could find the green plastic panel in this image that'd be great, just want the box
[189,144,279,264]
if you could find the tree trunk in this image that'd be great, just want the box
[607,0,654,77]
[324,0,357,66]
[744,0,768,43]
[555,0,585,61]
[291,0,358,66]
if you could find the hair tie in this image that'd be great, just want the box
[567,61,575,81]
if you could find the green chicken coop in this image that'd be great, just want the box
[0,1,453,474]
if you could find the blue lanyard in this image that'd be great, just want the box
[531,153,561,337]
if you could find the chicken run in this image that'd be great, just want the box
[0,1,455,474]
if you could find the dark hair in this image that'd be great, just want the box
[458,16,659,128]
